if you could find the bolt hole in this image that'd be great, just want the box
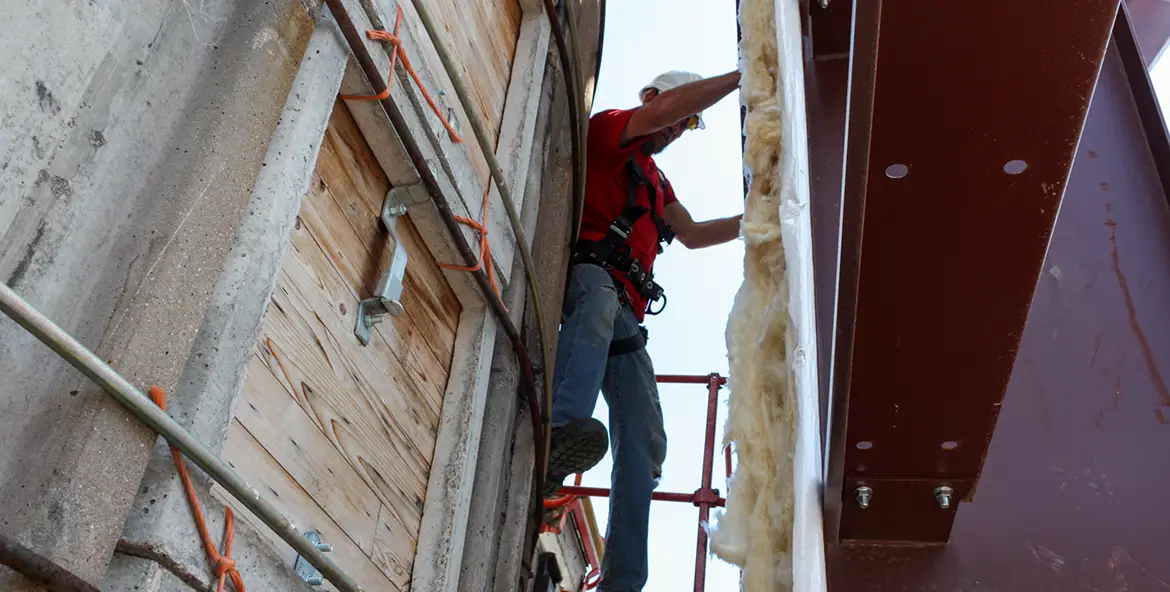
[1003,160,1028,175]
[885,164,909,179]
[941,440,959,450]
[856,441,874,450]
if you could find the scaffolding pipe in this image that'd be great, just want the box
[0,284,363,592]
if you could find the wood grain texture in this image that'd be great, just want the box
[229,100,461,584]
[394,0,523,184]
[216,421,407,590]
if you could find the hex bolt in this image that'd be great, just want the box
[934,486,954,509]
[854,486,873,509]
[306,575,324,586]
[315,541,333,552]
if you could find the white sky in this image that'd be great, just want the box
[576,0,746,590]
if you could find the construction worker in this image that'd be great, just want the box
[544,69,743,591]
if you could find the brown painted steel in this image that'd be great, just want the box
[1124,0,1170,62]
[806,57,848,455]
[1116,1,1170,210]
[831,0,1120,544]
[809,0,851,58]
[821,0,881,545]
[827,20,1170,585]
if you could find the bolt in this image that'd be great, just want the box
[934,486,954,509]
[364,313,384,328]
[315,541,333,552]
[854,486,873,509]
[305,575,324,586]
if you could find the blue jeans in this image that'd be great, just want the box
[551,264,667,592]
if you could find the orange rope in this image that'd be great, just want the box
[338,6,401,102]
[542,473,584,510]
[149,386,245,592]
[343,6,462,144]
[439,185,505,308]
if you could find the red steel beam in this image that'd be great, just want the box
[825,0,1121,544]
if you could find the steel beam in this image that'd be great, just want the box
[824,0,1120,544]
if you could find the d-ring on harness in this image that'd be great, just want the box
[573,156,675,355]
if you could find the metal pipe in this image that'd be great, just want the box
[693,374,723,592]
[0,284,362,592]
[656,373,728,385]
[318,0,550,546]
[399,0,558,488]
[541,0,586,247]
[560,0,589,244]
[0,532,99,592]
[555,486,726,506]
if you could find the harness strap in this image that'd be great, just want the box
[608,326,648,357]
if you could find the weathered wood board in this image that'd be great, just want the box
[217,100,461,587]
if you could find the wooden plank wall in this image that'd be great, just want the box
[397,0,523,184]
[212,100,462,591]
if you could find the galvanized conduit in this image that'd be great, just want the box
[0,283,363,592]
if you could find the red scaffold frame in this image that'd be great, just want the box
[545,373,731,592]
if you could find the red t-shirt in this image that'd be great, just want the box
[581,108,678,321]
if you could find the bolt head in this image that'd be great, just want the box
[933,486,954,509]
[306,575,324,586]
[854,486,873,509]
[315,542,333,552]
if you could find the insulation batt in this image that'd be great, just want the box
[708,0,797,589]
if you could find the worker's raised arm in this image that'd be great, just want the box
[620,71,741,146]
[662,201,743,250]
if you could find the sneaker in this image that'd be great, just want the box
[543,418,609,498]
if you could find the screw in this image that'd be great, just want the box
[934,486,954,509]
[854,486,873,509]
[306,575,324,586]
[315,541,333,552]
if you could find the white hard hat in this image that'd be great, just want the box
[639,70,706,129]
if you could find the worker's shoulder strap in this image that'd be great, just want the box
[608,325,648,357]
[625,155,675,251]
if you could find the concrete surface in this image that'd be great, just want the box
[0,0,603,589]
[457,54,554,592]
[105,523,312,592]
[104,7,351,591]
[0,0,314,586]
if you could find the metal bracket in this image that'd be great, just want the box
[354,185,426,345]
[293,531,333,586]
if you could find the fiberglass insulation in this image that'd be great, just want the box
[709,0,803,589]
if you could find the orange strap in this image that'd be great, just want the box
[342,6,462,144]
[439,186,505,308]
[150,386,245,592]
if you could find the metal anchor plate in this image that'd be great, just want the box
[354,185,427,345]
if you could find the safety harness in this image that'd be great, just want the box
[572,155,676,356]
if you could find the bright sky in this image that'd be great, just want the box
[576,0,746,589]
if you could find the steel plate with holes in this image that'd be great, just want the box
[825,5,1170,586]
[826,0,1120,544]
